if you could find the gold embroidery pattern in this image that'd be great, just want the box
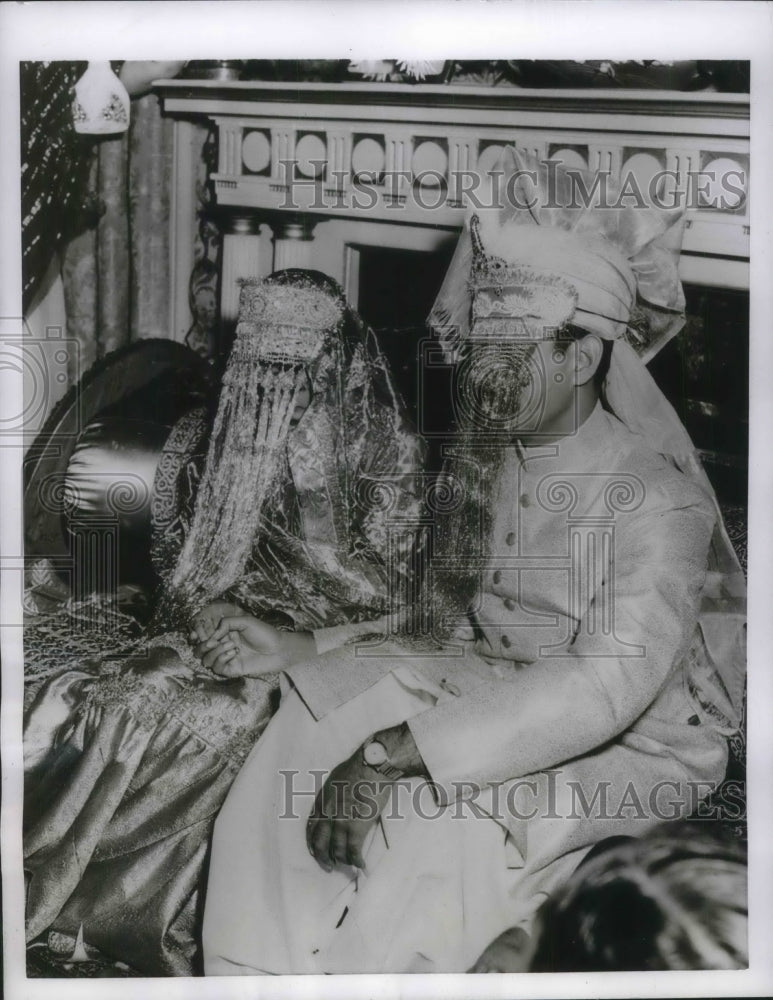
[150,408,208,579]
[83,633,275,767]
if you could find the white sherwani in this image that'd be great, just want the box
[203,404,730,974]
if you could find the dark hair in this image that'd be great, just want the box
[559,324,614,394]
[529,823,748,972]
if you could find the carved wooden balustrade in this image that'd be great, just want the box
[157,81,749,339]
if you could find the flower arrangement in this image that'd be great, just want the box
[347,60,448,82]
[344,60,735,91]
[232,59,748,93]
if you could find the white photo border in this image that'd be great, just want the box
[2,2,772,998]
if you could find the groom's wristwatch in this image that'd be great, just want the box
[362,738,405,780]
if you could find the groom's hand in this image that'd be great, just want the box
[306,750,393,872]
[307,723,427,872]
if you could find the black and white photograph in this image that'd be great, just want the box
[2,3,772,998]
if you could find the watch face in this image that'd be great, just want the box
[363,740,388,766]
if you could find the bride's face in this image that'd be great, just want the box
[289,375,312,428]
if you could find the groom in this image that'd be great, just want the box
[200,150,745,974]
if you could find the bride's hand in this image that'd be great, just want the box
[189,601,243,645]
[195,616,316,677]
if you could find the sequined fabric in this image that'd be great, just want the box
[165,271,425,628]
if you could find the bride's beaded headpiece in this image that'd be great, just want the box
[233,274,345,365]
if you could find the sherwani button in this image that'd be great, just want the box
[501,635,511,649]
[503,598,515,611]
[520,493,530,507]
[505,532,515,546]
[493,570,502,585]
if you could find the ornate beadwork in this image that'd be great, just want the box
[150,408,208,578]
[145,630,203,671]
[468,214,578,335]
[170,274,354,610]
[79,631,277,767]
[83,667,169,731]
[235,277,344,363]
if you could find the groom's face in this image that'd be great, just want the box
[527,335,582,435]
[461,327,579,439]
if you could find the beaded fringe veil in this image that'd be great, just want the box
[169,360,308,615]
[152,268,417,634]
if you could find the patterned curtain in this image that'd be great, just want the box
[60,93,174,383]
[185,128,221,359]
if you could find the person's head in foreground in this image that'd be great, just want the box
[530,823,748,972]
[470,823,747,973]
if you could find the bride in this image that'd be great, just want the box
[23,268,424,976]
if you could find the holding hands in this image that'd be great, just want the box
[190,602,316,677]
[190,601,243,646]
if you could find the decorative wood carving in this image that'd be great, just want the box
[159,81,750,334]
